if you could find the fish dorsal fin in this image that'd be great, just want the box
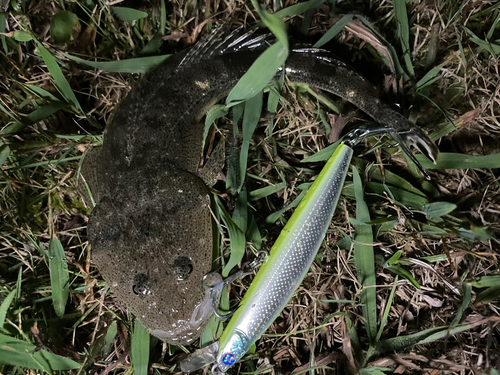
[177,26,274,70]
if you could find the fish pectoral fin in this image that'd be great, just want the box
[198,138,225,187]
[79,145,104,207]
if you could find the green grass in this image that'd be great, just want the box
[1,0,499,374]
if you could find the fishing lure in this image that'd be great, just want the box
[180,122,436,373]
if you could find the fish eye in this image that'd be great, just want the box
[173,256,193,281]
[132,273,152,297]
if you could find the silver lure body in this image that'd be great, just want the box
[214,142,354,372]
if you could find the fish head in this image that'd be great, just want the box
[86,166,214,344]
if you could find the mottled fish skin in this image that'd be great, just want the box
[81,28,437,345]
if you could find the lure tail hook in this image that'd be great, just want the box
[202,251,268,320]
[343,123,438,180]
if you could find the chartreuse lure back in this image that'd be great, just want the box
[214,142,353,373]
[180,141,354,373]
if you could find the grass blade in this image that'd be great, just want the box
[48,237,70,317]
[0,144,10,168]
[416,66,441,91]
[393,0,414,76]
[232,101,245,136]
[1,103,66,135]
[87,321,118,365]
[65,53,170,73]
[0,12,6,53]
[213,195,246,277]
[472,275,500,288]
[352,166,377,345]
[132,320,150,375]
[342,181,429,209]
[15,266,22,300]
[160,0,166,34]
[265,185,309,224]
[249,182,287,201]
[450,282,472,329]
[272,0,325,21]
[200,315,224,348]
[345,314,363,365]
[232,189,248,233]
[352,157,427,198]
[476,285,500,304]
[376,325,445,352]
[24,84,61,101]
[0,289,16,330]
[293,83,341,113]
[104,321,118,349]
[376,276,398,342]
[13,31,33,42]
[36,42,82,113]
[417,152,500,170]
[313,14,354,48]
[226,102,245,191]
[464,27,500,56]
[266,83,281,136]
[422,202,457,220]
[203,103,228,155]
[112,7,148,22]
[246,211,262,249]
[487,12,500,39]
[252,0,288,45]
[458,226,491,241]
[0,333,80,370]
[376,322,478,353]
[140,33,165,55]
[385,265,420,289]
[418,223,448,236]
[301,140,341,163]
[238,90,263,192]
[424,25,439,69]
[416,322,481,345]
[226,42,286,106]
[355,15,408,80]
[226,3,288,106]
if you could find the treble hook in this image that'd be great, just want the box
[202,250,268,320]
[342,124,436,180]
